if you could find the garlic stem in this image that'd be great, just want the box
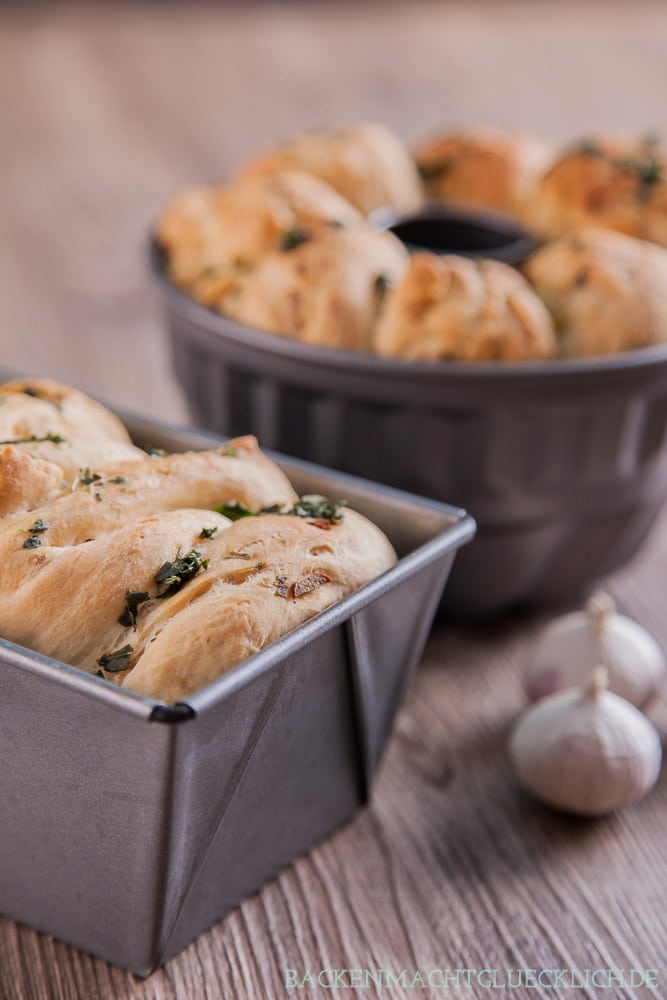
[587,665,609,699]
[586,590,616,641]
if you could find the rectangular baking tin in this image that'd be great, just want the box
[0,414,474,975]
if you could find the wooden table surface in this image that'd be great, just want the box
[2,3,667,998]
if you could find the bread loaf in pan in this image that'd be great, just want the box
[0,377,396,701]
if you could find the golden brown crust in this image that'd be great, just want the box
[211,224,409,351]
[523,228,667,356]
[156,170,361,291]
[374,252,556,362]
[0,425,298,667]
[238,123,423,215]
[527,134,667,244]
[0,380,397,701]
[121,510,396,702]
[413,127,553,216]
[0,447,64,516]
[0,377,145,480]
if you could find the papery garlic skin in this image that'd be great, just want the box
[525,610,665,709]
[511,684,662,816]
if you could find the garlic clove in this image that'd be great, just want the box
[524,604,666,709]
[511,670,663,816]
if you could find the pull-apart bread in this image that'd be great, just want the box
[527,134,667,245]
[207,224,409,351]
[157,123,667,361]
[374,252,557,362]
[523,228,667,357]
[413,127,553,217]
[157,169,362,293]
[237,123,423,215]
[0,379,397,701]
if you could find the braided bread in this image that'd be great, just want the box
[0,380,396,701]
[0,377,145,481]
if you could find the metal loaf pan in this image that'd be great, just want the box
[0,415,474,975]
[152,241,667,619]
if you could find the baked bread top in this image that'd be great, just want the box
[524,228,667,357]
[157,170,362,290]
[121,508,395,702]
[527,134,667,245]
[156,123,667,361]
[0,380,397,701]
[0,377,145,482]
[206,223,409,351]
[413,127,553,216]
[374,252,556,362]
[238,123,423,215]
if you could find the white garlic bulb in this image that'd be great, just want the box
[524,592,665,709]
[511,668,663,815]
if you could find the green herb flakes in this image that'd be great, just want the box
[0,431,66,446]
[280,227,310,252]
[97,644,133,673]
[155,550,209,597]
[29,519,48,533]
[199,526,218,539]
[107,475,128,485]
[417,157,453,181]
[22,536,41,549]
[618,156,664,201]
[568,140,603,158]
[77,468,102,487]
[21,387,63,411]
[217,495,345,525]
[286,495,345,521]
[216,500,255,521]
[119,590,150,628]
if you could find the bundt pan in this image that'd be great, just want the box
[152,241,667,619]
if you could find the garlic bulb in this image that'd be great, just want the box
[511,668,663,815]
[524,592,665,709]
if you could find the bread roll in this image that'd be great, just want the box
[374,252,556,362]
[212,224,409,351]
[524,228,667,356]
[527,134,667,245]
[238,123,423,215]
[0,377,145,481]
[157,170,361,292]
[413,127,553,216]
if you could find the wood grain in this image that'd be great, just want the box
[2,3,667,998]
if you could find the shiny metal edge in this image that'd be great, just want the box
[0,636,157,718]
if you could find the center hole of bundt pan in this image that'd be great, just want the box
[373,204,538,266]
